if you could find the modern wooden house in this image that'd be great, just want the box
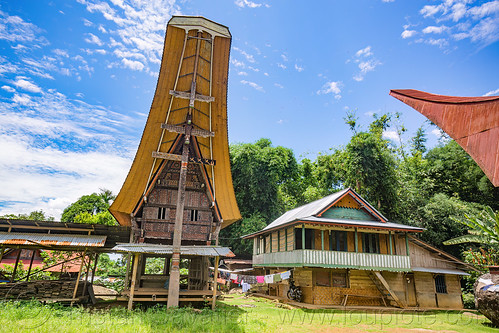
[243,188,472,309]
[108,16,241,308]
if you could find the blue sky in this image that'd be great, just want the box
[0,0,497,219]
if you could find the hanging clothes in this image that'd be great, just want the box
[273,274,282,282]
[280,271,291,280]
[241,282,251,292]
[264,274,274,283]
[256,276,265,284]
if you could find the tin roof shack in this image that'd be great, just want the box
[243,188,473,309]
[108,16,241,309]
[390,89,499,187]
[0,220,130,303]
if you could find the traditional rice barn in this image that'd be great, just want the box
[109,16,241,309]
[390,89,499,187]
[244,188,473,309]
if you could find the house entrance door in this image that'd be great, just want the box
[405,273,417,307]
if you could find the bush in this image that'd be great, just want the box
[462,291,475,309]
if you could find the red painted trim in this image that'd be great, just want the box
[317,189,387,222]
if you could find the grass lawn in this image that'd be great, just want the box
[0,294,495,333]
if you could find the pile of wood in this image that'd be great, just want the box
[0,280,85,301]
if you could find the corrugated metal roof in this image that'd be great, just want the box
[112,243,235,257]
[263,189,349,231]
[256,188,412,236]
[411,267,470,276]
[0,232,106,247]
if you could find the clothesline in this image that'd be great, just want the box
[216,269,292,292]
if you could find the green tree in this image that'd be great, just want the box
[219,214,267,258]
[230,138,299,220]
[0,210,54,221]
[61,189,118,225]
[341,114,400,219]
[443,207,499,249]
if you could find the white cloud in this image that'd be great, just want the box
[78,0,181,73]
[411,0,499,50]
[2,85,15,93]
[401,30,417,38]
[431,128,443,137]
[53,49,69,57]
[84,33,104,46]
[281,54,288,61]
[235,0,264,8]
[274,83,283,88]
[240,80,264,92]
[355,46,373,57]
[13,77,42,93]
[121,58,144,71]
[382,130,400,141]
[12,93,32,105]
[233,47,255,63]
[484,88,499,96]
[317,81,342,100]
[231,59,245,68]
[0,10,49,47]
[0,85,137,218]
[383,131,400,141]
[422,25,448,34]
[294,64,304,72]
[351,46,381,81]
[277,63,286,69]
[237,71,248,76]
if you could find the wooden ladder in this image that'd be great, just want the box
[368,271,405,308]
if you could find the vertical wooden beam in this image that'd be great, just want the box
[389,231,393,255]
[285,229,288,251]
[128,253,139,310]
[0,247,5,265]
[301,224,305,250]
[167,140,190,308]
[211,256,219,310]
[91,253,99,284]
[26,249,36,281]
[71,248,87,306]
[10,249,21,282]
[321,230,324,251]
[269,233,272,253]
[82,253,92,297]
[354,228,358,253]
[277,230,280,252]
[405,233,410,256]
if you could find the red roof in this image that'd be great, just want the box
[390,89,499,187]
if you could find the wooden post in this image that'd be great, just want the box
[91,253,99,284]
[389,231,393,255]
[71,248,87,306]
[285,230,288,251]
[277,230,280,252]
[405,233,410,256]
[270,232,272,252]
[354,228,358,253]
[128,253,140,310]
[321,230,324,251]
[301,224,305,250]
[167,140,189,308]
[211,256,219,310]
[82,253,92,297]
[26,249,36,281]
[10,249,21,282]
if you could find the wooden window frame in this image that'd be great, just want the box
[434,274,447,294]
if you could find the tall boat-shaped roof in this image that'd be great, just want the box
[390,89,499,187]
[110,16,241,228]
